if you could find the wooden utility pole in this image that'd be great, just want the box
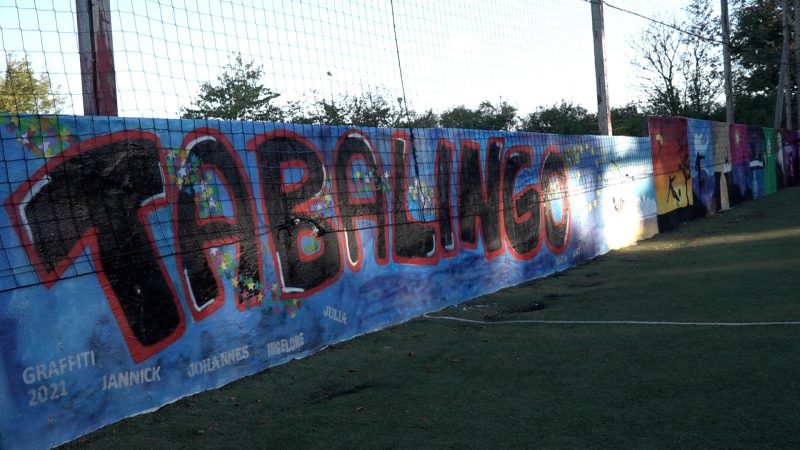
[775,0,790,129]
[76,0,118,116]
[795,0,800,129]
[721,0,735,124]
[591,0,612,135]
[785,0,793,129]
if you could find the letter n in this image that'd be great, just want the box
[391,131,437,264]
[457,138,504,258]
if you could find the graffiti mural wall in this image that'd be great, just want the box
[648,116,797,231]
[0,115,657,449]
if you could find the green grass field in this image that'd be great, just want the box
[64,187,800,449]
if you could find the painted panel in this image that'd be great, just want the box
[780,129,799,186]
[710,121,732,211]
[687,119,715,214]
[0,115,657,449]
[647,117,701,230]
[730,124,752,203]
[775,130,785,190]
[730,124,769,201]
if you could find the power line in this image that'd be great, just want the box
[582,0,725,45]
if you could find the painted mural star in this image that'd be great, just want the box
[209,247,218,256]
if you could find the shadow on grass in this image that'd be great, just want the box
[63,188,800,449]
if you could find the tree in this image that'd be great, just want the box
[289,88,403,127]
[288,88,443,128]
[181,54,284,122]
[519,100,598,135]
[611,103,647,136]
[288,96,348,126]
[730,0,785,126]
[681,0,723,117]
[0,55,62,113]
[518,101,647,137]
[397,109,439,128]
[632,16,685,116]
[631,0,723,118]
[439,100,517,130]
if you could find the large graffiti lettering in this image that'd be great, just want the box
[541,147,570,253]
[6,132,185,361]
[502,145,541,258]
[334,130,389,270]
[6,126,575,361]
[252,130,344,297]
[176,130,264,321]
[457,139,504,257]
[392,131,437,263]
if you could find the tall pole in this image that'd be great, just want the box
[721,0,735,124]
[784,0,793,129]
[76,0,118,116]
[775,0,790,129]
[591,0,612,135]
[795,0,800,130]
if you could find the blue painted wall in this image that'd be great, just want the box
[0,115,657,449]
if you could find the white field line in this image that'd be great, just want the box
[422,314,800,327]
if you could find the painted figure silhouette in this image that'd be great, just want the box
[667,175,681,206]
[695,153,706,190]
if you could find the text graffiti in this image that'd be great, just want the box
[5,128,571,362]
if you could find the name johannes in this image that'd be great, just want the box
[187,345,250,378]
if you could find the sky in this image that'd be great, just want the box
[0,0,712,119]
